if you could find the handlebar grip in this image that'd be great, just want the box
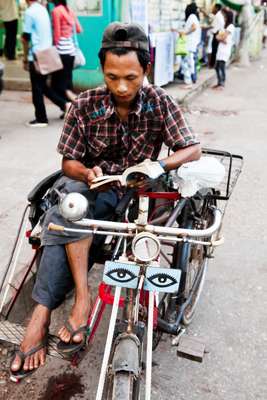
[48,223,65,232]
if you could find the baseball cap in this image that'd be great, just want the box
[101,22,149,52]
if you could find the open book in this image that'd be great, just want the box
[89,159,165,190]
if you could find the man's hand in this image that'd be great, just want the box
[23,60,29,71]
[87,166,103,186]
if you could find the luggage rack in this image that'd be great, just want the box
[202,148,243,213]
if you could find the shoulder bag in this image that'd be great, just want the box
[33,46,63,75]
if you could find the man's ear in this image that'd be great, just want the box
[145,62,151,77]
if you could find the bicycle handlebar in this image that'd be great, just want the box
[48,207,222,239]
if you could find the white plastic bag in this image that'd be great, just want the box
[74,48,86,69]
[174,157,225,197]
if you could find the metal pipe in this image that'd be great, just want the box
[145,291,154,400]
[73,208,222,239]
[96,286,121,400]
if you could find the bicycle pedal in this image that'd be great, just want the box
[177,335,205,363]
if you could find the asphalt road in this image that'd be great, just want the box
[0,51,267,400]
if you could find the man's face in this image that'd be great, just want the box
[103,50,149,107]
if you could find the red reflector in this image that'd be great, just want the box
[26,230,32,238]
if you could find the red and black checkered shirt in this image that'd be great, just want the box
[57,85,199,175]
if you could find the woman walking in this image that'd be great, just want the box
[214,9,235,90]
[180,2,201,87]
[51,0,82,103]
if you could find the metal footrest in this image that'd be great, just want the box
[177,335,205,363]
[0,319,64,359]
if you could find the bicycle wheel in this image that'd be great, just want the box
[182,193,216,326]
[181,244,207,326]
[110,372,139,400]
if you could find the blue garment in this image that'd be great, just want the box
[23,2,52,61]
[32,177,119,310]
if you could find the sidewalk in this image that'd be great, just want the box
[0,54,216,104]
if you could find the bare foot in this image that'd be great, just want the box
[11,305,50,372]
[58,291,92,343]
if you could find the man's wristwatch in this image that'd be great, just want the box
[158,160,167,171]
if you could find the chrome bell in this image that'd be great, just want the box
[58,192,89,221]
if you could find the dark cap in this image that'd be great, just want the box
[101,22,149,52]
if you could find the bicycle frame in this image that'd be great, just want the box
[49,191,223,400]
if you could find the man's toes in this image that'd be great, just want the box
[40,350,46,366]
[11,355,22,372]
[58,328,69,342]
[34,352,40,369]
[23,356,30,371]
[28,355,35,370]
[73,333,83,343]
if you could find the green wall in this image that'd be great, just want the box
[73,0,122,90]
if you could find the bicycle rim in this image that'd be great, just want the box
[182,254,208,326]
[107,372,139,400]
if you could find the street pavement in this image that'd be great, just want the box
[0,51,267,399]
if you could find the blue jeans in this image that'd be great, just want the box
[32,178,119,310]
[191,50,198,84]
[215,60,226,86]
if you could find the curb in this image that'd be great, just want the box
[4,77,31,91]
[175,72,217,106]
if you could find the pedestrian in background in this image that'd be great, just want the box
[209,3,225,68]
[0,0,19,60]
[180,2,201,87]
[22,0,70,127]
[213,9,235,90]
[51,0,82,104]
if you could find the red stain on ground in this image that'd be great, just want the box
[38,373,85,400]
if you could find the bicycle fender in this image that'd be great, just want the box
[112,333,140,376]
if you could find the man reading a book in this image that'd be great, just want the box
[10,22,201,378]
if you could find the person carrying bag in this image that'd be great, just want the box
[21,0,70,127]
[33,46,63,75]
[51,0,83,103]
[72,22,86,69]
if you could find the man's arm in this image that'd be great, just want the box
[159,143,201,172]
[21,32,30,70]
[62,158,103,186]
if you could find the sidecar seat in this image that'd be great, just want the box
[27,170,62,245]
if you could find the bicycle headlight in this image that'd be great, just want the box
[132,232,160,262]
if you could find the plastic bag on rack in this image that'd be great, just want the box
[173,157,225,197]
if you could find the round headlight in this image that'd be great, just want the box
[132,232,160,262]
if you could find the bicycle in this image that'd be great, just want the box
[0,149,243,399]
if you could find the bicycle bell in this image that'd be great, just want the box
[56,190,89,221]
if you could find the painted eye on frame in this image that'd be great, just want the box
[147,273,177,289]
[106,268,138,283]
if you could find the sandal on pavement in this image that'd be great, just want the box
[57,321,87,356]
[10,340,47,382]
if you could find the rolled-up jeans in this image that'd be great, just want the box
[32,176,119,310]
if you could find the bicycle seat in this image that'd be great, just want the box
[27,170,62,203]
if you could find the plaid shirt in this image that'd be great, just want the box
[57,85,199,175]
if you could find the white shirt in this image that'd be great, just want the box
[184,14,201,52]
[211,11,225,34]
[216,24,235,62]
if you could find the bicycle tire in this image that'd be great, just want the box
[182,254,207,326]
[168,191,215,327]
[181,192,216,325]
[106,372,140,400]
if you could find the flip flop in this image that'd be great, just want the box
[10,340,47,382]
[57,321,87,356]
